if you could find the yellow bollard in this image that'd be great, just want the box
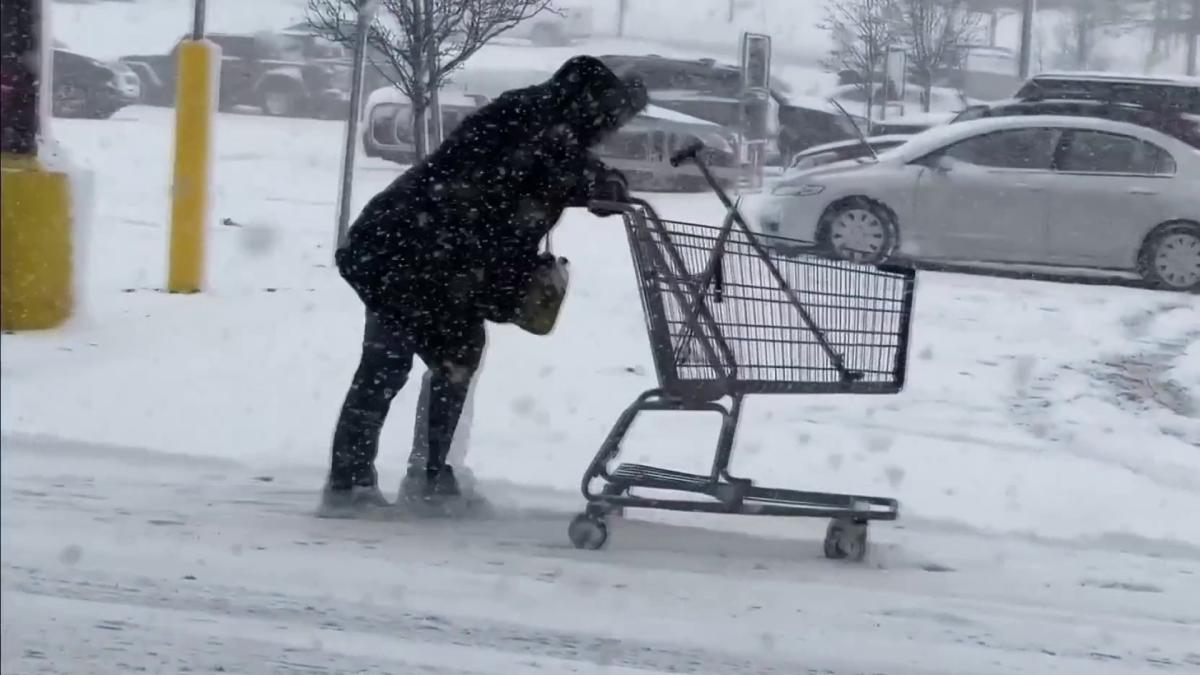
[167,39,220,294]
[1,154,75,331]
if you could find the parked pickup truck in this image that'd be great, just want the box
[120,29,353,119]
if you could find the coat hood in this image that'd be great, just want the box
[545,55,647,146]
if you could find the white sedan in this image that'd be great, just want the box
[756,115,1200,292]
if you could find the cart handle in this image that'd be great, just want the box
[669,140,705,168]
[586,198,663,224]
[603,197,725,304]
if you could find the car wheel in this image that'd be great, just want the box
[1138,221,1200,292]
[52,82,89,118]
[818,197,897,264]
[260,83,304,117]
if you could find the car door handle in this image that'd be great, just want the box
[1014,183,1044,192]
[1128,188,1158,196]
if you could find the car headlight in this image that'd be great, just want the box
[770,183,825,196]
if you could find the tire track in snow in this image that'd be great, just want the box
[1005,301,1200,492]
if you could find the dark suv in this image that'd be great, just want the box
[953,73,1200,149]
[1011,72,1199,113]
[121,30,353,119]
[952,98,1200,148]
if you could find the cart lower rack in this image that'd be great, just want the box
[569,143,917,561]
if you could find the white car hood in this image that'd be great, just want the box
[781,157,882,181]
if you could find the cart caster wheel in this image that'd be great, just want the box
[823,518,868,562]
[568,513,609,550]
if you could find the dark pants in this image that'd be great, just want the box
[328,311,483,490]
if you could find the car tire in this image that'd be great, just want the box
[817,197,898,265]
[1138,221,1200,293]
[259,81,306,117]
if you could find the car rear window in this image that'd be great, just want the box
[1058,130,1177,175]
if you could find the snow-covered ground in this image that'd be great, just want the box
[5,432,1200,674]
[3,99,1200,673]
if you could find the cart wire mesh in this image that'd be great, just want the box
[624,205,915,399]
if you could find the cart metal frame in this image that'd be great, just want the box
[567,142,918,561]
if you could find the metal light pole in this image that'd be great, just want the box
[1188,0,1198,77]
[191,0,206,38]
[425,0,443,148]
[334,0,378,252]
[1017,0,1036,80]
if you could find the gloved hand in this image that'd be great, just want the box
[588,168,630,218]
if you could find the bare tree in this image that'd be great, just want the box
[307,0,556,159]
[892,0,982,112]
[1052,0,1143,69]
[1143,0,1198,74]
[819,0,901,122]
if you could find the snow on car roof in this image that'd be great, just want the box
[649,89,740,103]
[365,86,486,109]
[639,104,720,127]
[987,97,1151,109]
[871,111,957,125]
[1031,71,1200,87]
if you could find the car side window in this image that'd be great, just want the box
[941,127,1058,169]
[1058,130,1176,176]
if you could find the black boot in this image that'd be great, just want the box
[399,464,461,501]
[316,481,392,519]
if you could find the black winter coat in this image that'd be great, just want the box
[336,56,645,370]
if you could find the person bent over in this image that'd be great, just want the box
[319,56,646,517]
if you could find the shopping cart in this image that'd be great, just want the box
[568,142,917,561]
